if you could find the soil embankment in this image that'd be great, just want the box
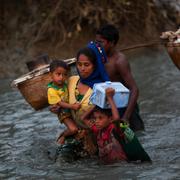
[0,0,179,78]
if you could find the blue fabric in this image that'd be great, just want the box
[79,41,110,88]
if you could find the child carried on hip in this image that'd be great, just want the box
[47,60,81,144]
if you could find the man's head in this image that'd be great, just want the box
[96,24,119,45]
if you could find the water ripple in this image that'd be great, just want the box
[0,49,180,179]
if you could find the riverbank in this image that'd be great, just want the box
[0,0,179,78]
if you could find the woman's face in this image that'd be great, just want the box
[76,54,94,78]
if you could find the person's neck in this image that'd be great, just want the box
[106,48,116,58]
[52,81,64,88]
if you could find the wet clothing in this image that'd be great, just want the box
[118,104,144,132]
[92,122,150,163]
[68,76,94,128]
[47,82,71,122]
[92,123,127,164]
[113,122,151,162]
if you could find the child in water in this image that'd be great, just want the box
[82,87,127,164]
[47,60,81,144]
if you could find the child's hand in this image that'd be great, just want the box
[71,103,81,110]
[49,104,60,114]
[57,134,65,144]
[105,87,115,98]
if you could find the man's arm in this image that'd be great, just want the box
[116,53,139,121]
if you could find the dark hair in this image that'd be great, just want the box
[49,59,69,73]
[96,24,119,45]
[76,47,96,66]
[93,106,112,117]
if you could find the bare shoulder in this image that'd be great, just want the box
[114,51,130,71]
[112,51,138,91]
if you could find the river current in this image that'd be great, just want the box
[0,47,180,179]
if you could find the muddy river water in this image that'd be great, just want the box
[0,47,179,179]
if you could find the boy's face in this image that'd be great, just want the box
[51,67,68,87]
[95,34,113,53]
[93,111,111,130]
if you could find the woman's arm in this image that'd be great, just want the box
[81,105,96,121]
[80,105,96,128]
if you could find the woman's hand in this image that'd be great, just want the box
[84,119,94,128]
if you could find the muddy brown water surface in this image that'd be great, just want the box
[0,47,180,179]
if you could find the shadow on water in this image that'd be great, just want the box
[0,47,180,179]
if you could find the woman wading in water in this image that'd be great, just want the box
[51,41,110,155]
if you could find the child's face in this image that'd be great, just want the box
[93,111,111,130]
[51,67,68,86]
[76,54,94,78]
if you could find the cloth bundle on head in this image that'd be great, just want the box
[79,41,110,88]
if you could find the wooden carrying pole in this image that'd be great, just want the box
[66,40,180,70]
[119,41,164,52]
[66,41,165,65]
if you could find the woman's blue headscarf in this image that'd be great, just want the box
[78,41,110,88]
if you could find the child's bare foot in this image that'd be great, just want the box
[57,136,65,144]
[56,133,65,144]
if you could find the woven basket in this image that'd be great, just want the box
[12,58,76,110]
[17,72,52,110]
[166,42,180,70]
